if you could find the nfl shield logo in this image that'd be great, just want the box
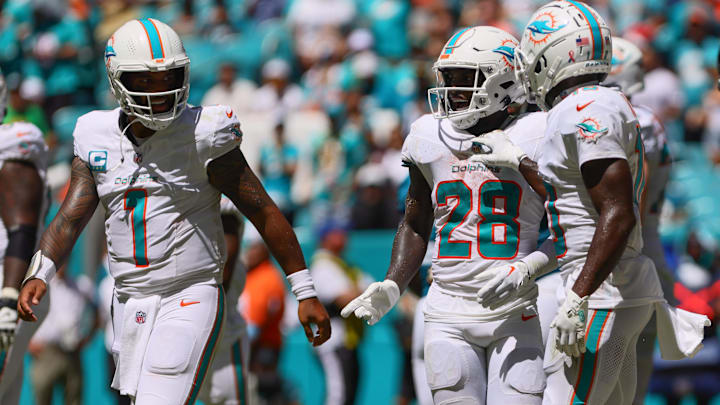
[135,311,147,324]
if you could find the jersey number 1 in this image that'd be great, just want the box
[436,180,521,260]
[124,189,149,267]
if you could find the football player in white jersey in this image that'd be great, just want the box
[471,2,668,403]
[341,26,558,405]
[199,195,250,405]
[0,70,50,405]
[603,36,675,405]
[16,18,330,405]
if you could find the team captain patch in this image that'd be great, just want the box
[576,117,608,143]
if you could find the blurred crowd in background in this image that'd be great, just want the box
[3,0,720,404]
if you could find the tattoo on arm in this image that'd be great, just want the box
[39,157,99,267]
[0,160,44,288]
[208,148,307,274]
[386,165,434,292]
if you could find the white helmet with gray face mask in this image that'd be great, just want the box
[428,26,525,130]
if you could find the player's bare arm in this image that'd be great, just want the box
[17,157,99,321]
[207,147,331,346]
[519,157,547,200]
[0,160,44,290]
[385,165,434,292]
[341,165,432,325]
[572,158,637,297]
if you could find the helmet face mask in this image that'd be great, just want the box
[105,18,190,131]
[427,26,524,130]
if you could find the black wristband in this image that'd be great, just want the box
[6,224,37,263]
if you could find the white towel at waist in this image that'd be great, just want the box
[655,300,710,360]
[111,294,161,397]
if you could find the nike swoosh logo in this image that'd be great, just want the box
[576,101,594,111]
[180,300,200,307]
[521,313,537,322]
[508,266,516,275]
[16,131,31,138]
[226,109,233,118]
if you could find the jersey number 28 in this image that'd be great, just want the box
[436,180,521,260]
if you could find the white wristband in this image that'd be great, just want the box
[22,251,57,287]
[286,269,317,301]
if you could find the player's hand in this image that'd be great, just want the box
[17,279,47,322]
[340,280,400,326]
[298,297,331,347]
[551,290,589,357]
[475,262,531,309]
[469,130,527,170]
[0,287,19,351]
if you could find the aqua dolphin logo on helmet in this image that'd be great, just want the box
[492,40,516,68]
[527,11,567,44]
[576,117,608,142]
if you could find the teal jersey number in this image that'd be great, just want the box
[436,180,472,258]
[477,180,522,259]
[436,180,521,260]
[123,189,149,267]
[633,129,646,205]
[542,182,567,258]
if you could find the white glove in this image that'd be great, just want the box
[551,290,589,357]
[0,287,19,352]
[341,280,400,325]
[469,130,528,170]
[474,262,532,309]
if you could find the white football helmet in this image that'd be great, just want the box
[428,26,525,129]
[516,1,612,110]
[603,36,644,96]
[105,18,190,131]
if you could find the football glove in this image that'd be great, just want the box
[0,287,19,352]
[475,261,532,309]
[469,130,527,170]
[551,290,589,357]
[341,280,400,326]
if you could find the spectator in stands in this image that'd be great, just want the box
[351,162,400,229]
[4,74,52,138]
[201,62,257,116]
[259,118,299,224]
[28,266,100,405]
[240,237,292,403]
[310,223,371,405]
[253,58,304,117]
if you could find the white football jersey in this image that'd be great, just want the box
[539,85,662,308]
[73,106,243,297]
[636,105,671,243]
[0,122,49,286]
[401,113,547,314]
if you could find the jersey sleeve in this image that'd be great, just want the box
[573,105,627,167]
[0,123,49,170]
[200,105,243,167]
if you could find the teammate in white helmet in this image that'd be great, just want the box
[341,26,558,404]
[603,36,675,405]
[472,2,707,403]
[16,18,330,405]
[0,70,50,405]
